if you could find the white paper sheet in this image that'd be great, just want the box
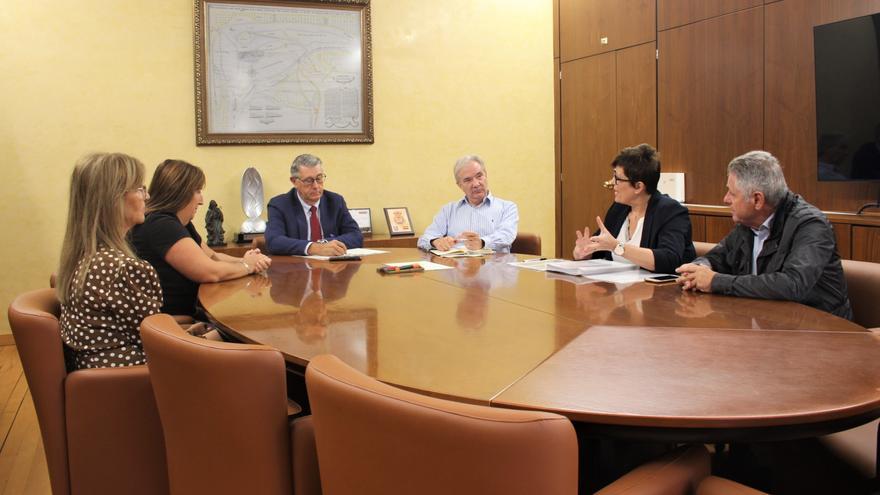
[507,258,566,271]
[383,261,452,271]
[299,248,388,260]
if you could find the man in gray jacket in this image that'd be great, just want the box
[676,150,852,319]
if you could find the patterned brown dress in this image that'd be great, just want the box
[60,247,163,369]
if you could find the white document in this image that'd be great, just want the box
[546,259,639,277]
[345,248,387,256]
[299,248,388,260]
[429,248,495,258]
[587,269,655,283]
[508,258,566,271]
[383,261,452,271]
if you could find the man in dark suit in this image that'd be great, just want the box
[265,154,363,255]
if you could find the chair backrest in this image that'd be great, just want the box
[253,235,267,251]
[305,354,578,495]
[8,289,71,495]
[511,232,542,255]
[8,289,170,495]
[842,259,880,328]
[141,314,295,495]
[693,241,716,258]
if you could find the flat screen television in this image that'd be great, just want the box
[814,13,880,182]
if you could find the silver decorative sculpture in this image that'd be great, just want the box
[240,167,266,234]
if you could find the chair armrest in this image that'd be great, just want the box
[697,476,768,495]
[597,445,710,495]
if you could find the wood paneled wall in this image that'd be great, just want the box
[555,0,880,259]
[658,7,764,203]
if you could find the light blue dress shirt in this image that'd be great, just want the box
[750,213,775,275]
[417,192,519,252]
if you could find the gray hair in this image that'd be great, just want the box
[453,155,486,182]
[727,151,789,207]
[290,154,322,178]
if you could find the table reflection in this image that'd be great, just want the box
[428,255,519,330]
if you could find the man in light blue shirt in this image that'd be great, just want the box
[418,155,519,252]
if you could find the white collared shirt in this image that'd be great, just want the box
[750,213,775,275]
[611,216,644,264]
[417,192,519,252]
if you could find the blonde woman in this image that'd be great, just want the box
[57,153,162,369]
[131,159,271,318]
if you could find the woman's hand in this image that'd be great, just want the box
[573,227,599,259]
[589,216,618,251]
[243,249,272,273]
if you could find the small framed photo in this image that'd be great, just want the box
[384,207,414,236]
[349,208,372,234]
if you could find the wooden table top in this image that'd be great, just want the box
[199,248,880,440]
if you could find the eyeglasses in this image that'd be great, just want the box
[297,174,327,186]
[132,186,148,197]
[611,174,636,186]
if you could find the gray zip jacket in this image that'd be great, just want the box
[694,192,852,320]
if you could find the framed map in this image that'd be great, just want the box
[194,0,373,145]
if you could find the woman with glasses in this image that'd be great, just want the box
[131,159,271,319]
[57,152,162,369]
[572,144,695,273]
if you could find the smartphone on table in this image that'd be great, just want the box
[644,274,679,284]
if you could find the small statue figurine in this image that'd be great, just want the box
[205,200,226,247]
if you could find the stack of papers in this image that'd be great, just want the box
[301,248,387,260]
[546,259,638,277]
[429,248,495,258]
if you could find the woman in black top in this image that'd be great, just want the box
[131,159,271,317]
[572,144,695,274]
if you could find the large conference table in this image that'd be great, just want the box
[199,248,880,442]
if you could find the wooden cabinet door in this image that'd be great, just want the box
[658,6,764,205]
[658,0,763,31]
[560,43,656,256]
[852,226,880,262]
[560,52,617,254]
[560,0,654,62]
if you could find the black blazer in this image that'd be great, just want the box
[593,193,695,274]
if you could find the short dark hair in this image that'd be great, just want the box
[611,143,661,194]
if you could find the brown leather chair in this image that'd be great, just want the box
[253,235,267,251]
[697,476,768,494]
[815,260,880,482]
[7,288,169,495]
[511,232,541,255]
[306,354,711,495]
[842,259,880,329]
[693,241,717,258]
[140,313,320,495]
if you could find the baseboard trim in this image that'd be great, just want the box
[0,334,15,346]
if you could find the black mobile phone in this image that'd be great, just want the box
[329,255,362,262]
[645,274,679,284]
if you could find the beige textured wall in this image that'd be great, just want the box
[0,0,554,334]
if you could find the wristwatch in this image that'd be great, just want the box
[613,241,625,256]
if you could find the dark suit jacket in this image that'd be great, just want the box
[593,193,696,274]
[265,189,363,255]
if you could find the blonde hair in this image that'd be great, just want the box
[57,152,145,304]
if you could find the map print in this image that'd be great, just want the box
[206,3,363,134]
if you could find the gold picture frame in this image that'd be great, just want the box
[194,0,373,145]
[383,207,414,236]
